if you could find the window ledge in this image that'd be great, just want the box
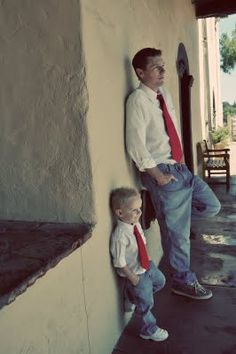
[0,220,93,310]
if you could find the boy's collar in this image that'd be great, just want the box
[117,219,139,230]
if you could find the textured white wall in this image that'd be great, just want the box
[0,0,94,223]
[81,1,202,354]
[206,18,223,128]
[0,1,206,354]
[198,18,223,140]
[0,249,90,354]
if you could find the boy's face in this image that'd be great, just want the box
[116,195,142,224]
[136,55,165,91]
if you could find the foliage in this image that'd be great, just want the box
[220,25,236,74]
[223,101,236,124]
[210,126,230,144]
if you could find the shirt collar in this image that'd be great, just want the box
[117,219,139,231]
[139,82,163,103]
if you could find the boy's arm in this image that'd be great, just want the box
[119,265,140,286]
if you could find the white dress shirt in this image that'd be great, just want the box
[110,220,147,277]
[126,83,182,171]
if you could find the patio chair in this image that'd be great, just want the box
[197,140,230,191]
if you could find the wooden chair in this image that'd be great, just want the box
[197,140,230,190]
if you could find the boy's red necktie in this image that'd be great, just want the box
[133,225,149,270]
[156,93,183,162]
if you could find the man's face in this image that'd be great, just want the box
[136,55,165,91]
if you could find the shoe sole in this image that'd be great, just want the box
[140,333,169,342]
[171,288,213,300]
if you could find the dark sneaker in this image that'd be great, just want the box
[171,280,213,300]
[140,327,169,341]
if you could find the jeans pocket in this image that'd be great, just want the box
[159,178,177,190]
[156,164,177,189]
[157,163,169,174]
[133,273,146,288]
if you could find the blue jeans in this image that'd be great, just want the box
[141,164,221,285]
[125,261,165,336]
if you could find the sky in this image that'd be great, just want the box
[219,14,236,104]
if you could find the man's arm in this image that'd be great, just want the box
[146,166,177,186]
[126,96,157,171]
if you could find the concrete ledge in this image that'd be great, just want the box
[0,220,93,310]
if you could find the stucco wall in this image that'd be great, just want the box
[199,18,223,135]
[206,18,223,129]
[0,249,90,354]
[0,1,206,354]
[198,18,223,141]
[81,1,202,354]
[0,0,94,223]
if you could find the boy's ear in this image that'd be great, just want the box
[114,208,122,218]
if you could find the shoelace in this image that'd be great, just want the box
[157,328,166,334]
[193,280,207,294]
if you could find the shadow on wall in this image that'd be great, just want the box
[124,55,135,97]
[123,55,141,185]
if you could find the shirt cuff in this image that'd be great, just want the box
[137,158,157,172]
[113,260,127,268]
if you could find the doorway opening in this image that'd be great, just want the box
[177,43,194,172]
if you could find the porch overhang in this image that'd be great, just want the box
[193,0,236,18]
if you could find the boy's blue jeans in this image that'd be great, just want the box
[125,261,165,336]
[141,163,221,285]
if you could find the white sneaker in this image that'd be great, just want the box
[140,327,169,341]
[124,298,135,312]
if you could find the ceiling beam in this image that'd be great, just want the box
[194,0,236,18]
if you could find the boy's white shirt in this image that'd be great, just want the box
[110,219,147,277]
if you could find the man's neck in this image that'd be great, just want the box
[141,81,161,93]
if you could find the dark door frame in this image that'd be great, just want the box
[177,43,194,172]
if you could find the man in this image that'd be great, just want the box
[126,47,221,300]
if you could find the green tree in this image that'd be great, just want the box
[223,101,236,118]
[220,25,236,74]
[211,125,229,144]
[223,101,236,124]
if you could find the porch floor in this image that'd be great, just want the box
[112,156,236,354]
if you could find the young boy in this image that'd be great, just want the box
[110,187,168,342]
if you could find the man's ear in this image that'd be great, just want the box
[114,208,122,218]
[135,68,144,80]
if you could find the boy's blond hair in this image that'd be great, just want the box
[110,187,140,213]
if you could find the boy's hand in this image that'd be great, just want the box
[120,265,140,286]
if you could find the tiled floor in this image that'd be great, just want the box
[112,174,236,354]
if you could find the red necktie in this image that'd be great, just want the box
[133,225,149,270]
[157,94,183,162]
